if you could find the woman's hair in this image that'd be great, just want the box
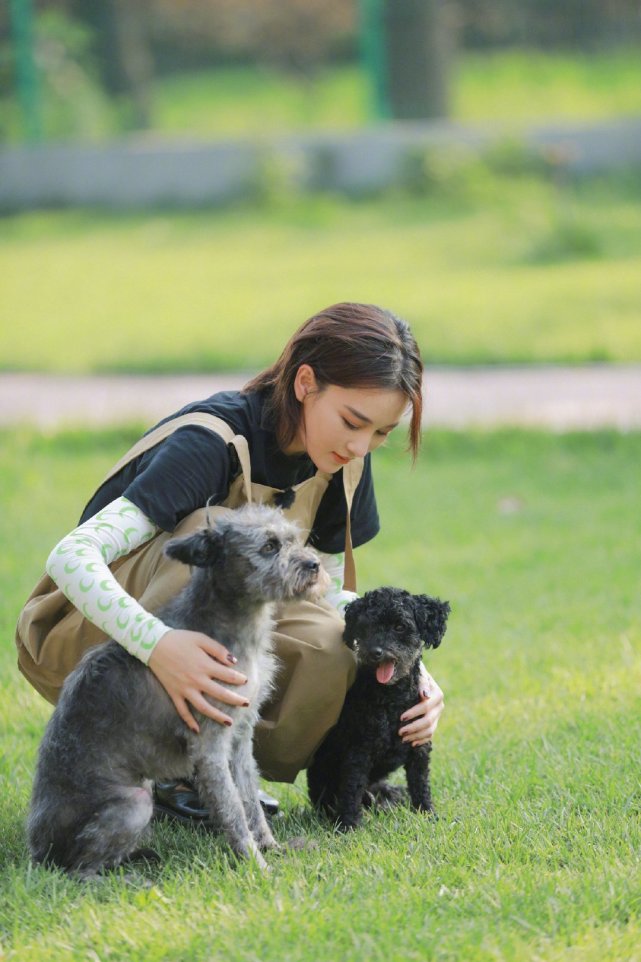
[243,302,424,459]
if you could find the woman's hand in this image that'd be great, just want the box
[398,664,445,747]
[148,628,249,734]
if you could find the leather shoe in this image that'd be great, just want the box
[153,779,280,824]
[154,780,209,824]
[257,787,281,817]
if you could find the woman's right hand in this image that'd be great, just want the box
[148,628,249,734]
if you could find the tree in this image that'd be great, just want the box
[384,0,454,119]
[71,0,153,128]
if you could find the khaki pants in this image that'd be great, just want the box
[256,598,356,782]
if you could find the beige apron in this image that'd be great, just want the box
[16,412,363,782]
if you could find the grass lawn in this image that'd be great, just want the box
[1,426,639,961]
[5,48,641,145]
[1,170,640,373]
[151,49,641,138]
[454,47,641,124]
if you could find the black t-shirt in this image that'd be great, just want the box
[80,388,380,554]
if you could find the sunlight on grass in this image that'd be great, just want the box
[153,65,370,136]
[1,173,640,373]
[4,48,640,146]
[149,50,641,138]
[1,428,640,960]
[455,48,641,122]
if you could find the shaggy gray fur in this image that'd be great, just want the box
[27,504,323,876]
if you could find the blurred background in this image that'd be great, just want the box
[3,11,641,958]
[3,0,641,142]
[1,0,640,376]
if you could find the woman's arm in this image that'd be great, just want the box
[46,496,167,660]
[317,551,358,614]
[46,496,248,732]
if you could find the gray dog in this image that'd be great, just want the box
[27,504,324,876]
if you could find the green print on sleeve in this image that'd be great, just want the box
[46,496,171,663]
[318,551,359,615]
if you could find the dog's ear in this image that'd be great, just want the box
[164,528,225,568]
[342,596,365,649]
[410,595,451,649]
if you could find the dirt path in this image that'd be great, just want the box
[2,366,640,431]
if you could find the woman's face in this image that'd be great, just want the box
[286,365,408,473]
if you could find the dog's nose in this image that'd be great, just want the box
[372,647,383,660]
[303,559,320,572]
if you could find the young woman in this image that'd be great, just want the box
[22,302,444,821]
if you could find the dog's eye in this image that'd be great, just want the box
[394,623,406,634]
[260,539,280,555]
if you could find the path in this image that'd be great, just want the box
[2,366,640,431]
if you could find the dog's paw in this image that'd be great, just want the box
[257,836,282,854]
[125,847,162,865]
[364,781,408,811]
[335,815,361,833]
[243,847,270,873]
[282,836,320,852]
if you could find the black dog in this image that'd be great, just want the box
[307,587,450,831]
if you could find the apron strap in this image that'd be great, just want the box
[98,412,254,504]
[98,410,362,589]
[342,457,364,593]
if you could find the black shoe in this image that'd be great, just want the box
[153,780,209,825]
[153,780,280,824]
[257,788,281,818]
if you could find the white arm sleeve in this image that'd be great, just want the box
[46,496,172,663]
[317,551,359,615]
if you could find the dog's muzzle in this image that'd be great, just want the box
[362,647,398,685]
[300,556,330,600]
[281,549,327,599]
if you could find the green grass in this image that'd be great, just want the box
[4,47,641,145]
[454,47,641,124]
[121,48,641,138]
[1,427,640,961]
[152,65,370,137]
[1,170,640,373]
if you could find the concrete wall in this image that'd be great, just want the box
[1,118,640,210]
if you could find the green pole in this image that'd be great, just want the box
[359,0,390,120]
[9,0,42,143]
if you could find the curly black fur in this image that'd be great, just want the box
[307,586,450,831]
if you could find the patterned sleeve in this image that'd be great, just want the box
[317,551,358,615]
[46,496,172,663]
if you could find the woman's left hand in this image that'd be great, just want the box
[398,665,444,747]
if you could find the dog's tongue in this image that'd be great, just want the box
[376,660,395,685]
